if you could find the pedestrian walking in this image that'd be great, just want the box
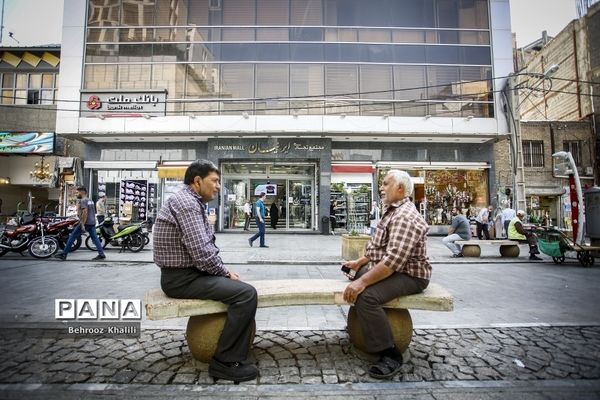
[475,205,492,240]
[249,192,268,248]
[96,194,106,224]
[55,186,106,261]
[152,160,258,383]
[369,200,380,236]
[270,201,279,229]
[243,200,251,231]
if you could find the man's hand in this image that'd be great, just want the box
[344,259,362,271]
[343,279,366,304]
[228,271,240,280]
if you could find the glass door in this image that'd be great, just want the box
[222,179,248,229]
[287,179,312,229]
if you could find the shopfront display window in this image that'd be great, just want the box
[377,168,488,226]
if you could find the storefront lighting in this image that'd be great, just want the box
[0,177,10,184]
[97,115,105,120]
[465,115,474,121]
[30,156,52,181]
[242,112,249,119]
[143,114,152,119]
[424,114,432,119]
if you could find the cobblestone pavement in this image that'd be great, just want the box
[1,326,599,386]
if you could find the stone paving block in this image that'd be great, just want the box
[151,371,174,384]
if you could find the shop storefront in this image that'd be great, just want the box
[83,161,159,224]
[207,138,331,232]
[376,162,490,229]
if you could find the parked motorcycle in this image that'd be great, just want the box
[45,217,81,252]
[0,216,60,259]
[85,218,146,253]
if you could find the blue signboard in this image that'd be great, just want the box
[0,132,55,154]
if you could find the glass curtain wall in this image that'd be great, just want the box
[85,0,493,117]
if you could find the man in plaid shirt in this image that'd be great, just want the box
[153,160,258,383]
[342,170,431,380]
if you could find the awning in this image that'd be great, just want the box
[158,167,188,179]
[525,187,566,196]
[84,161,157,170]
[158,162,192,179]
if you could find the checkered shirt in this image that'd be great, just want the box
[153,186,229,276]
[365,197,432,280]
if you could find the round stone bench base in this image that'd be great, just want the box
[346,307,413,354]
[186,313,256,363]
[500,244,520,257]
[462,244,481,257]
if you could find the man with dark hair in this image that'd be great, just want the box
[442,207,471,257]
[153,160,258,383]
[248,192,268,248]
[55,186,106,261]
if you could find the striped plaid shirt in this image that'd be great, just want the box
[153,186,229,277]
[365,197,431,280]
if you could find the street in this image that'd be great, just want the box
[0,234,599,399]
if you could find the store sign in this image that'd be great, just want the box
[211,139,328,156]
[80,90,167,117]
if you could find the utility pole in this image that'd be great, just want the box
[0,0,5,44]
[506,74,527,212]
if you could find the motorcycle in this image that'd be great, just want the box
[85,218,147,253]
[45,217,82,252]
[0,216,60,259]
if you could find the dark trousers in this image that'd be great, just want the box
[249,220,265,246]
[97,215,105,224]
[511,234,540,255]
[353,266,428,353]
[244,214,250,230]
[476,221,490,240]
[503,220,510,238]
[160,268,257,363]
[64,224,105,257]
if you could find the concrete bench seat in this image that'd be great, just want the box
[456,239,520,257]
[145,279,453,362]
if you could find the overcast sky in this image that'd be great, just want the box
[0,0,579,49]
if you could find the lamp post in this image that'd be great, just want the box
[552,151,585,245]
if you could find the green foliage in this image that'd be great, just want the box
[331,182,345,193]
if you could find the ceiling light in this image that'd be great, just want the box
[144,114,152,119]
[242,112,249,119]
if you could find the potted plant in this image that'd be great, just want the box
[341,229,371,261]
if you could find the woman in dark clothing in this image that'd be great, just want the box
[329,200,337,234]
[270,201,279,229]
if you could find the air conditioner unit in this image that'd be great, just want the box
[585,166,594,176]
[209,0,221,10]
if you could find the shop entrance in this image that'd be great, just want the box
[221,162,316,232]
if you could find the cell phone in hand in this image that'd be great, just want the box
[341,264,356,280]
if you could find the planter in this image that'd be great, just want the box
[341,234,371,261]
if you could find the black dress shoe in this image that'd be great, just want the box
[529,255,543,261]
[259,245,269,248]
[208,359,258,383]
[248,239,253,247]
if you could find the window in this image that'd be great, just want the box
[563,141,581,166]
[523,141,544,167]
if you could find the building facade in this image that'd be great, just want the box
[0,46,63,219]
[499,2,598,230]
[57,0,512,233]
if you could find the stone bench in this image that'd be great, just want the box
[145,279,453,362]
[456,239,520,257]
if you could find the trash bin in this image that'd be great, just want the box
[321,216,330,235]
[584,186,600,239]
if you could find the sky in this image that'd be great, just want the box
[0,0,580,48]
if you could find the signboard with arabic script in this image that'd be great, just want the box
[210,139,329,158]
[80,90,167,117]
[0,132,55,154]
